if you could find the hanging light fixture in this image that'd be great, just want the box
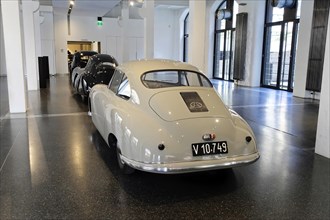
[129,0,144,8]
[68,0,74,15]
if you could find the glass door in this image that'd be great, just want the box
[262,24,281,88]
[262,21,298,91]
[281,21,298,91]
[213,30,234,81]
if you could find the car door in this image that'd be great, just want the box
[102,69,126,139]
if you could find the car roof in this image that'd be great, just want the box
[74,51,98,56]
[117,59,202,80]
[91,54,118,66]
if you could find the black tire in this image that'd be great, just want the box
[81,76,88,96]
[108,134,135,174]
[81,95,87,102]
[116,148,135,175]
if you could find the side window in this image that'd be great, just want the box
[109,70,124,93]
[117,76,131,100]
[88,62,97,74]
[108,70,131,100]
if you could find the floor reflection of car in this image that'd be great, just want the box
[69,51,98,80]
[89,59,260,174]
[72,54,118,97]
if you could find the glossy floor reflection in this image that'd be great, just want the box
[0,76,329,219]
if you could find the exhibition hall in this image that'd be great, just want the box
[0,0,329,219]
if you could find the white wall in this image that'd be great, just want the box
[0,3,7,76]
[54,13,144,73]
[40,6,56,76]
[153,4,219,75]
[315,18,330,158]
[54,12,68,74]
[154,8,177,59]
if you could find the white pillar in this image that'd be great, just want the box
[34,9,42,57]
[315,19,330,158]
[236,0,266,87]
[188,0,206,73]
[121,1,130,62]
[1,0,27,113]
[22,0,40,91]
[144,0,154,59]
[293,0,314,98]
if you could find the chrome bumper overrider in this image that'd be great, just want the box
[120,153,260,174]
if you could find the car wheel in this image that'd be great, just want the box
[116,148,135,175]
[81,95,87,102]
[72,75,77,87]
[108,134,135,174]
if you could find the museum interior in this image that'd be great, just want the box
[0,0,329,219]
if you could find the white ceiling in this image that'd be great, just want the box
[50,0,121,17]
[39,0,189,17]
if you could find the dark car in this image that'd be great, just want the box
[83,63,116,89]
[69,51,98,78]
[72,54,118,97]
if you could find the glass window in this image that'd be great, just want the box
[141,70,212,89]
[272,7,284,22]
[109,70,131,100]
[117,77,131,100]
[216,2,227,30]
[262,0,301,92]
[213,0,237,81]
[109,70,124,93]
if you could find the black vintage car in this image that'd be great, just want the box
[69,51,98,78]
[72,54,118,97]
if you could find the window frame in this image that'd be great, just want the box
[140,69,213,89]
[108,69,131,100]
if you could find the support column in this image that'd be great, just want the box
[315,19,330,158]
[188,0,206,73]
[1,0,27,113]
[293,0,314,98]
[144,0,154,59]
[121,1,130,62]
[34,7,42,58]
[22,0,40,90]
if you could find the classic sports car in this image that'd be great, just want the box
[69,50,98,82]
[89,59,259,174]
[72,54,118,97]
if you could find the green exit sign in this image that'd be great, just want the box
[97,17,103,26]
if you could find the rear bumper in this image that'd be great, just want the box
[120,152,260,174]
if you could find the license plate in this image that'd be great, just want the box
[192,141,228,156]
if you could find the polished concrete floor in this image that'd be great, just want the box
[0,75,329,219]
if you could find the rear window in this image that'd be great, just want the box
[141,70,212,89]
